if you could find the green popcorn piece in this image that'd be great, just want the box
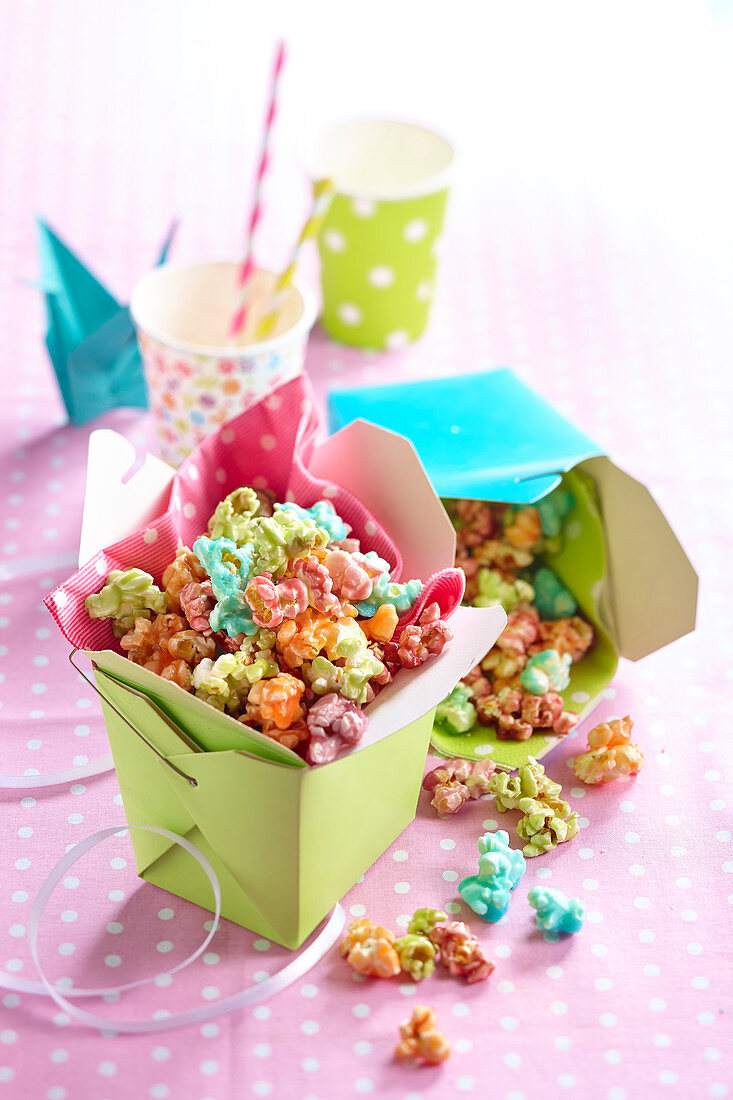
[303,655,343,696]
[473,567,535,613]
[251,510,328,578]
[434,682,477,734]
[208,487,261,545]
[407,908,447,937]
[85,568,168,636]
[394,934,438,981]
[488,756,563,811]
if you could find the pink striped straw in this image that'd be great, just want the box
[228,38,287,339]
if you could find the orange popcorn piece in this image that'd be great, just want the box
[574,715,644,785]
[245,673,305,730]
[394,1005,451,1066]
[162,547,208,613]
[359,602,398,643]
[530,617,594,663]
[276,613,332,668]
[340,918,401,979]
[503,506,542,549]
[159,659,193,691]
[249,717,309,751]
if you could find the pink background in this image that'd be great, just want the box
[1,2,731,1098]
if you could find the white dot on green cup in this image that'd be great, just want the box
[323,229,346,253]
[385,331,409,351]
[351,198,376,218]
[337,303,363,327]
[367,265,395,288]
[403,218,428,243]
[416,280,432,301]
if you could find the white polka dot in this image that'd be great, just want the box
[104,955,121,968]
[551,1001,568,1015]
[11,892,27,903]
[440,838,456,850]
[547,965,564,979]
[364,519,376,536]
[301,984,319,998]
[445,901,461,914]
[639,929,655,943]
[681,910,698,922]
[649,998,666,1011]
[221,428,235,444]
[152,1047,170,1061]
[625,832,640,844]
[17,826,33,838]
[599,1013,617,1027]
[8,926,25,939]
[323,228,346,253]
[693,976,710,990]
[337,303,362,326]
[60,911,77,923]
[200,1024,218,1038]
[456,1077,475,1092]
[403,218,428,243]
[705,1048,722,1062]
[558,1075,576,1089]
[443,870,458,882]
[215,467,227,484]
[110,858,126,870]
[109,889,124,902]
[157,908,174,920]
[392,849,408,862]
[385,330,409,351]
[634,897,650,910]
[605,1050,622,1065]
[416,280,432,301]
[352,1003,370,1018]
[578,847,594,860]
[300,1020,319,1036]
[536,866,552,879]
[253,1044,271,1058]
[583,878,598,891]
[571,690,590,704]
[595,978,613,992]
[367,265,395,288]
[252,1006,270,1021]
[259,435,276,452]
[698,1012,715,1026]
[66,814,83,825]
[252,1085,271,1098]
[351,198,376,218]
[349,904,366,917]
[201,987,219,1001]
[301,1057,320,1073]
[14,859,30,870]
[629,864,645,876]
[495,944,511,958]
[98,1062,117,1077]
[474,743,494,755]
[654,1034,672,1047]
[58,944,75,957]
[50,1050,68,1063]
[394,881,410,894]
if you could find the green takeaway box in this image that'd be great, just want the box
[58,422,505,949]
[328,369,699,770]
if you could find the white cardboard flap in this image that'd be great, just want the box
[354,604,507,754]
[309,419,457,580]
[582,456,698,661]
[79,431,176,567]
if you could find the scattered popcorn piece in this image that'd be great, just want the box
[573,715,644,784]
[528,885,585,934]
[458,829,526,922]
[340,918,401,979]
[394,1005,451,1066]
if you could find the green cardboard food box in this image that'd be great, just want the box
[69,425,505,948]
[328,369,699,769]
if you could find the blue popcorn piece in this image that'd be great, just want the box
[527,886,585,934]
[276,500,349,543]
[520,648,572,695]
[458,829,527,923]
[355,573,422,618]
[532,566,578,620]
[535,487,574,538]
[193,535,256,639]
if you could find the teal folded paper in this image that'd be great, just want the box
[37,218,176,425]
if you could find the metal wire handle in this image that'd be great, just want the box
[68,649,198,788]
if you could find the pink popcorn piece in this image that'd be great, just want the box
[324,549,373,602]
[290,556,341,615]
[276,577,309,620]
[430,920,495,983]
[178,580,215,636]
[306,692,369,765]
[423,757,497,815]
[392,604,453,670]
[244,573,284,629]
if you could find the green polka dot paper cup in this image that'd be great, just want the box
[305,119,454,350]
[130,262,317,466]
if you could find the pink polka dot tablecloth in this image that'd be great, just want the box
[1,3,732,1099]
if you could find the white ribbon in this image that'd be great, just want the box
[0,755,115,789]
[0,825,345,1033]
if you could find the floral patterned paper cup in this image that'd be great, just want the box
[130,262,317,466]
[304,118,454,350]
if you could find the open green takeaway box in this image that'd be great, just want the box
[62,422,505,949]
[328,369,699,769]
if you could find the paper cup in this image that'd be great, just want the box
[130,262,317,465]
[304,118,454,350]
